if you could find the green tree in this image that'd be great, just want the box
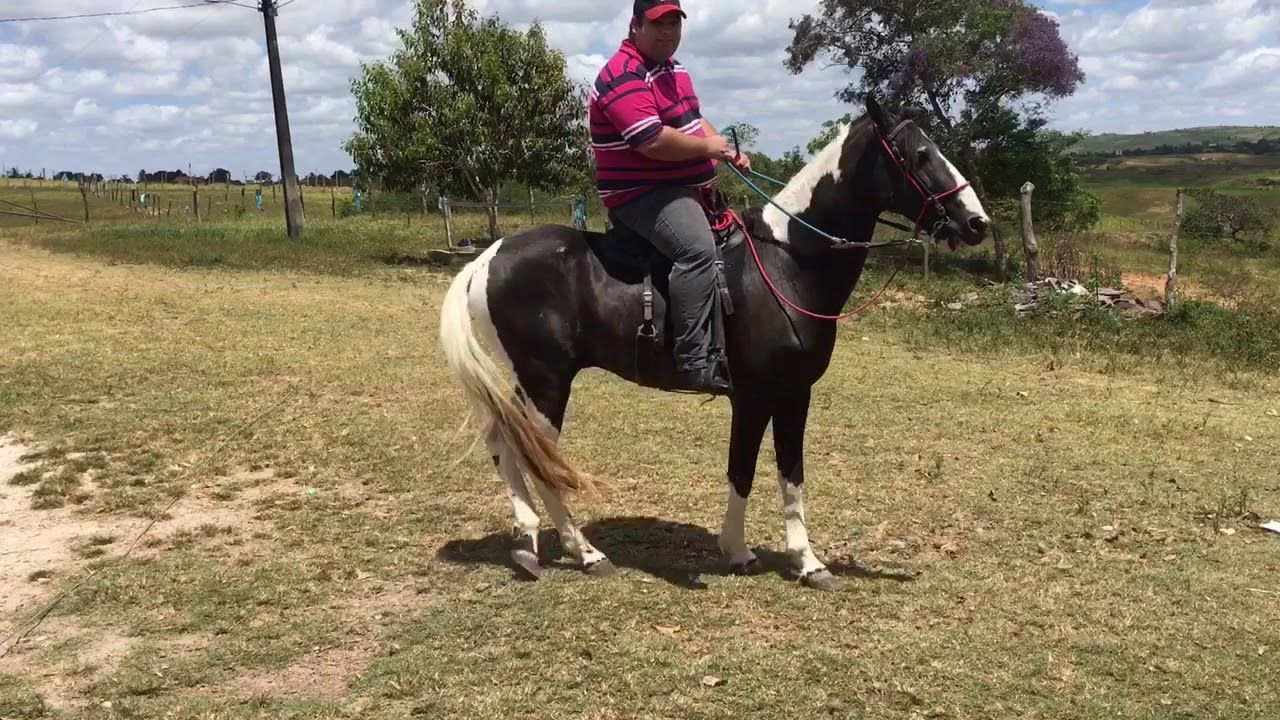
[787,1,1094,272]
[1184,189,1276,249]
[344,0,588,241]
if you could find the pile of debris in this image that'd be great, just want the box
[1014,277,1165,317]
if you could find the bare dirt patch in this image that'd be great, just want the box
[0,436,136,620]
[1122,272,1168,300]
[2,433,303,648]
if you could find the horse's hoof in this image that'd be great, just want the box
[584,558,619,578]
[511,549,543,580]
[729,557,763,576]
[800,568,840,591]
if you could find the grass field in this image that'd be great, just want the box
[3,163,1280,718]
[1071,126,1280,155]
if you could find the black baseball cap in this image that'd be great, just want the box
[634,0,685,21]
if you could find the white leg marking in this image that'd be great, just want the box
[488,433,539,541]
[762,123,851,244]
[718,485,756,566]
[532,481,607,566]
[779,474,826,576]
[520,395,607,567]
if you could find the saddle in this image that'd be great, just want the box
[586,189,744,390]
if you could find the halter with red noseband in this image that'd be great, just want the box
[873,119,972,242]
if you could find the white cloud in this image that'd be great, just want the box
[0,119,38,140]
[72,98,99,118]
[0,0,1275,177]
[0,44,44,82]
[110,105,184,129]
[0,83,42,109]
[1202,47,1280,92]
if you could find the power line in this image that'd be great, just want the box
[0,2,211,24]
[55,0,148,67]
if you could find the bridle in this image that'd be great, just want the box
[873,119,973,242]
[716,117,978,322]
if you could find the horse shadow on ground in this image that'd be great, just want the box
[437,516,918,590]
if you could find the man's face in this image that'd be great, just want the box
[632,12,683,61]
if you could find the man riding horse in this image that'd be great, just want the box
[440,1,990,586]
[590,0,746,396]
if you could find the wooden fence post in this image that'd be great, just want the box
[528,187,535,227]
[193,189,200,221]
[443,197,454,249]
[331,186,337,219]
[79,181,90,223]
[1020,182,1040,284]
[1166,188,1184,307]
[30,188,38,225]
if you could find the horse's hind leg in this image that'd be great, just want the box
[486,424,543,580]
[521,380,617,577]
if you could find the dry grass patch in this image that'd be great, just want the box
[1,239,1277,719]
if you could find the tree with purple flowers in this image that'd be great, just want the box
[787,0,1098,273]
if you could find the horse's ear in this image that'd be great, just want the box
[901,105,933,131]
[901,106,929,122]
[865,94,893,131]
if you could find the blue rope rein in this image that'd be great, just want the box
[724,164,920,250]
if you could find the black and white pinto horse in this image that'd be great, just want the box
[440,97,990,590]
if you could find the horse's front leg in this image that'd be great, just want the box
[719,393,771,574]
[773,387,838,591]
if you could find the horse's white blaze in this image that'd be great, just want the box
[935,148,990,222]
[779,476,826,575]
[762,123,851,244]
[718,486,756,566]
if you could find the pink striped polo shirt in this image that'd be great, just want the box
[589,39,717,209]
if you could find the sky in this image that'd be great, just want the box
[1,0,1278,179]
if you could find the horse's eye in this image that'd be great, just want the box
[916,148,930,166]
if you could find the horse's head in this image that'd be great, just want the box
[863,96,990,250]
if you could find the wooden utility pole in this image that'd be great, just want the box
[1020,182,1040,284]
[260,0,304,240]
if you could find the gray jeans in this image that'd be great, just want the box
[609,186,717,373]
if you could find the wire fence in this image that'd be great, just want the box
[0,177,596,238]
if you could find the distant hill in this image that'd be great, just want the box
[1071,126,1280,155]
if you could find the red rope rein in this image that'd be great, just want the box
[715,208,906,321]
